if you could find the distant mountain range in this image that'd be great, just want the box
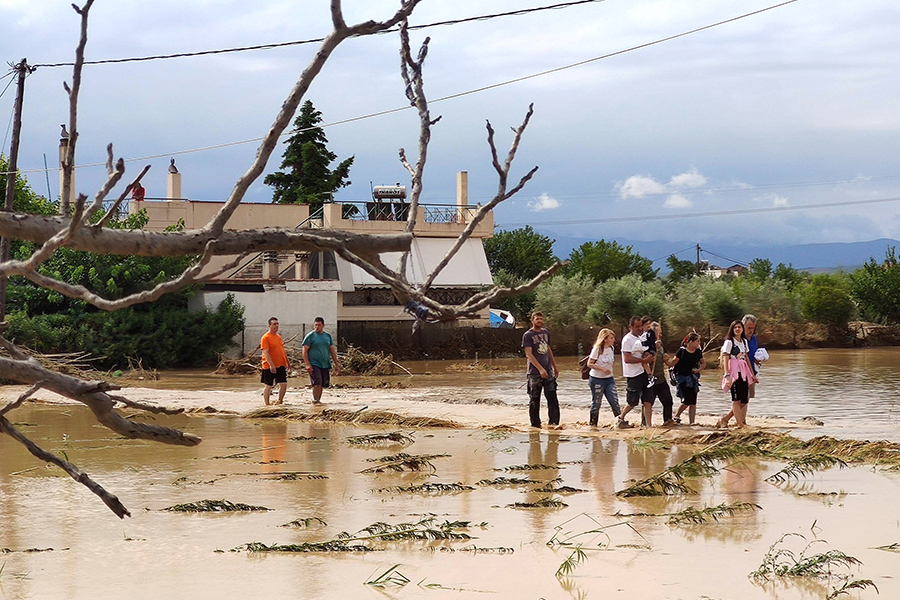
[541,234,899,273]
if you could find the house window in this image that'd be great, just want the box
[309,251,338,280]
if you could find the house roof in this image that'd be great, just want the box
[335,237,494,291]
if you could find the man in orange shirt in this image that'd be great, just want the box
[261,316,290,405]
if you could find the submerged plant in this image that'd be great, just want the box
[365,564,410,588]
[873,542,900,552]
[828,579,879,599]
[361,452,450,473]
[508,496,567,509]
[556,544,588,578]
[375,482,474,494]
[616,441,760,497]
[496,463,558,472]
[280,517,327,529]
[533,482,587,494]
[666,502,761,525]
[238,541,372,553]
[476,476,541,486]
[751,533,863,581]
[347,431,414,447]
[162,499,269,512]
[766,454,848,482]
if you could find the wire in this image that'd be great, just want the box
[700,248,749,268]
[0,74,16,103]
[9,0,804,177]
[650,245,696,263]
[32,0,607,68]
[498,195,900,227]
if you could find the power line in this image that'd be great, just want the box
[9,0,804,177]
[650,245,696,263]
[498,195,900,227]
[700,247,749,269]
[32,0,607,68]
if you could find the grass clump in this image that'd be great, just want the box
[365,564,410,588]
[532,482,586,494]
[476,476,535,486]
[666,502,761,525]
[238,541,372,553]
[162,499,269,512]
[496,463,558,472]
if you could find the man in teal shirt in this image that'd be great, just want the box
[302,316,341,404]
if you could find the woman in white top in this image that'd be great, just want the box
[719,320,757,428]
[586,328,622,427]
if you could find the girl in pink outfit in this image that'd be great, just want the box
[720,320,757,427]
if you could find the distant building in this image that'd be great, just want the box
[699,260,748,278]
[129,170,494,351]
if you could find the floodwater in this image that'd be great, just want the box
[142,348,900,442]
[1,349,899,599]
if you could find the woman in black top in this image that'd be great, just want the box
[671,332,706,424]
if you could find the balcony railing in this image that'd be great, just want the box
[337,201,472,224]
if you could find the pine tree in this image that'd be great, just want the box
[264,100,354,207]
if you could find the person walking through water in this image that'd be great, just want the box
[718,314,760,427]
[261,316,290,405]
[522,311,560,429]
[586,328,621,427]
[302,317,341,404]
[671,332,706,424]
[648,322,674,426]
[619,316,656,428]
[719,320,757,428]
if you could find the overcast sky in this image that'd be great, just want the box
[2,0,899,249]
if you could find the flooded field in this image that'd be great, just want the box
[1,348,899,599]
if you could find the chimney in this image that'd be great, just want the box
[456,171,468,223]
[167,158,182,200]
[263,251,280,279]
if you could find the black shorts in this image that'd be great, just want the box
[261,366,287,386]
[310,365,331,388]
[731,375,750,404]
[678,384,698,406]
[626,373,655,406]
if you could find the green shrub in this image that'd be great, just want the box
[534,274,596,326]
[801,274,854,325]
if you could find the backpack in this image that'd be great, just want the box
[579,356,590,380]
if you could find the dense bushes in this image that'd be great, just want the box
[7,294,245,369]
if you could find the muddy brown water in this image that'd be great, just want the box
[1,349,899,599]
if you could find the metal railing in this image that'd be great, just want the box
[337,201,472,224]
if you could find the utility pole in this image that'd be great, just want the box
[1,58,32,321]
[696,243,701,276]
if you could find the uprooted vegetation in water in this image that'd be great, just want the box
[496,463,560,472]
[615,502,762,525]
[162,499,269,512]
[476,476,539,487]
[244,406,461,429]
[235,517,480,553]
[508,496,568,509]
[339,345,408,376]
[280,517,327,529]
[374,482,474,494]
[750,533,878,599]
[346,431,415,447]
[616,429,895,498]
[361,452,451,473]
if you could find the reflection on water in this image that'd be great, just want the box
[2,404,899,599]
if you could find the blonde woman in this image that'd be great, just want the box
[587,328,624,427]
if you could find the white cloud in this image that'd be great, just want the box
[619,175,667,199]
[770,194,789,207]
[668,168,707,189]
[664,193,693,209]
[529,193,560,212]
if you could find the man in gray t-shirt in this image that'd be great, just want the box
[522,311,560,429]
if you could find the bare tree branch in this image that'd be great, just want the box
[95,164,151,229]
[202,0,424,239]
[60,0,95,215]
[0,382,41,416]
[108,394,185,416]
[396,20,437,279]
[0,415,130,518]
[459,261,566,313]
[0,213,412,257]
[419,105,538,293]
